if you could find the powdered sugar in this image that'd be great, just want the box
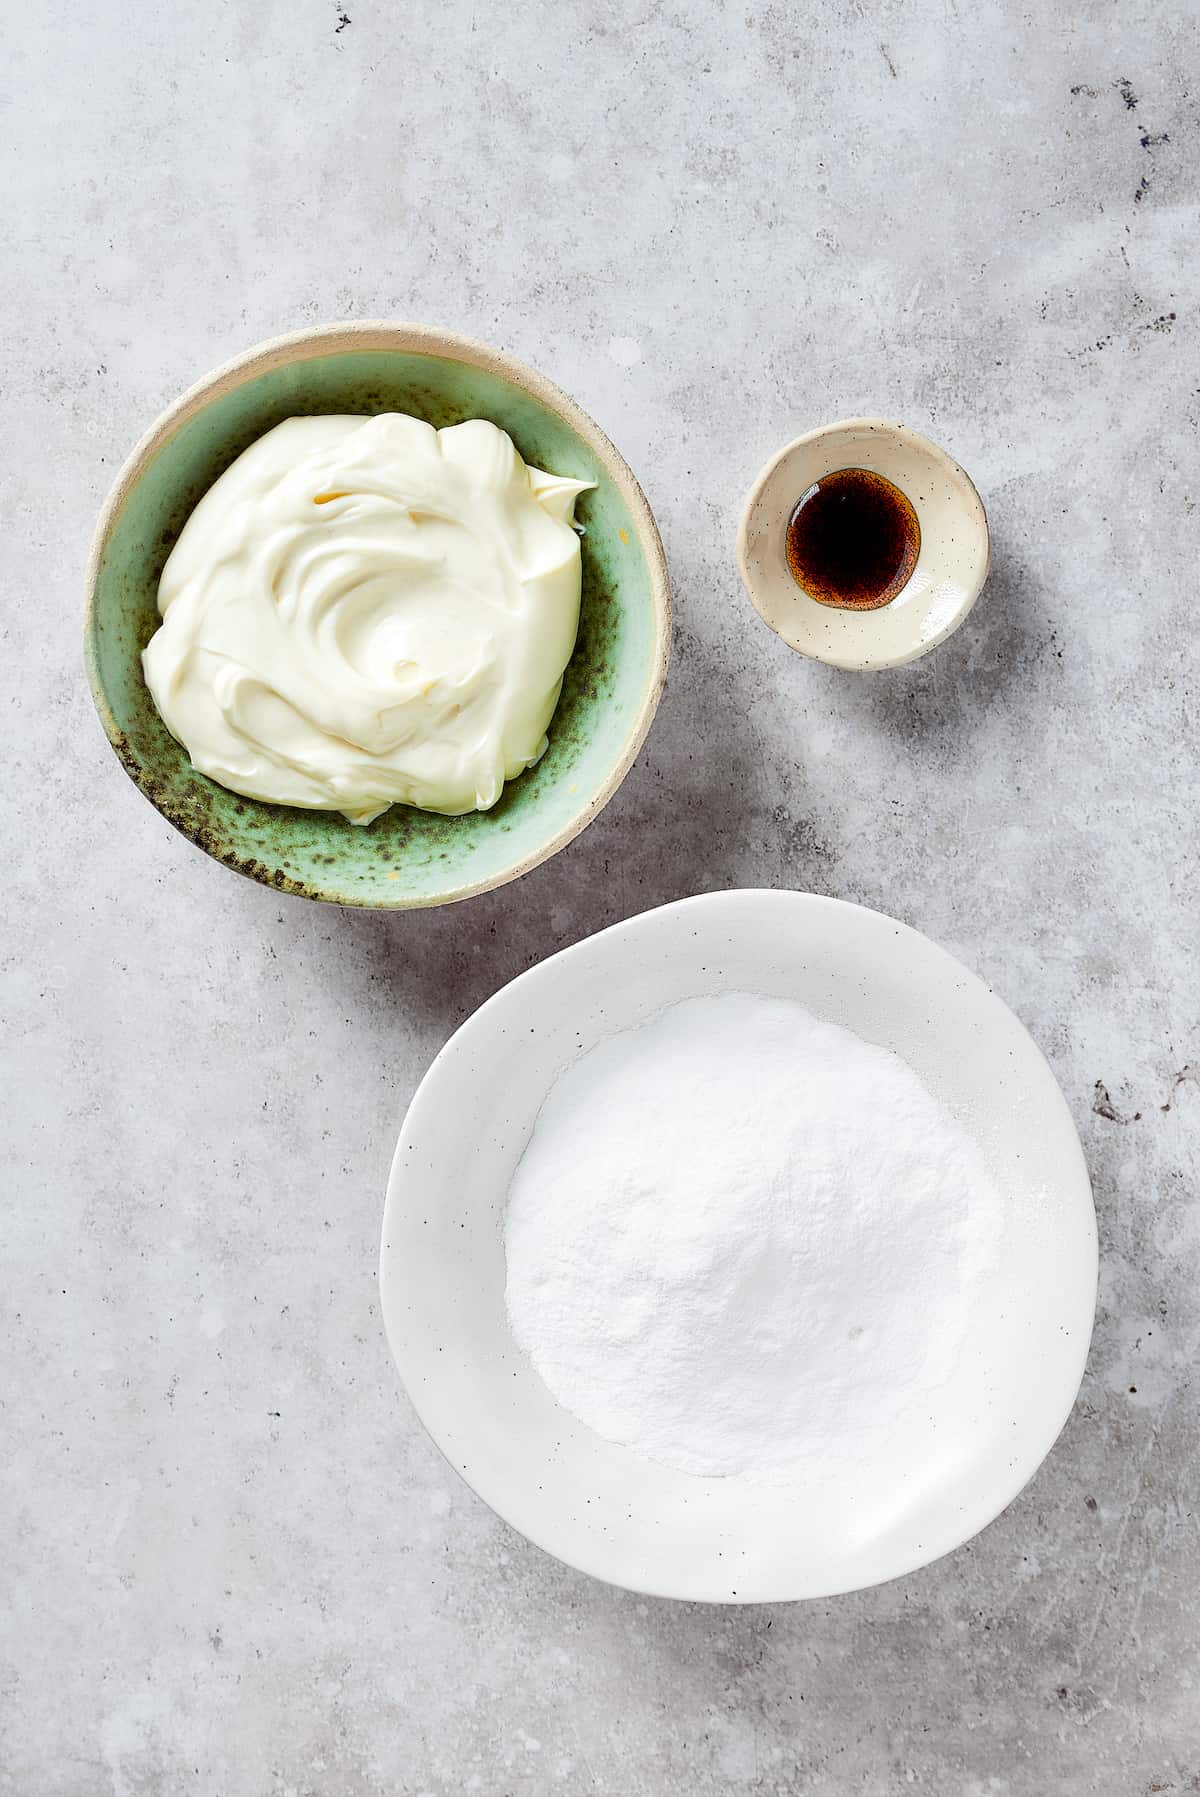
[503,994,1005,1479]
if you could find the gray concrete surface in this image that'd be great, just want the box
[4,0,1199,1790]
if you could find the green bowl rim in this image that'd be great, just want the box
[83,320,672,909]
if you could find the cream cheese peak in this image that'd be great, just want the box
[142,413,593,823]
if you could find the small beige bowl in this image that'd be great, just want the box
[737,419,989,670]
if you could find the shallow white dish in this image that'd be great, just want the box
[380,891,1096,1602]
[737,419,990,669]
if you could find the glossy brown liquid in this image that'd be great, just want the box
[785,467,920,610]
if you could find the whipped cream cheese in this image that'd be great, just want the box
[142,414,592,822]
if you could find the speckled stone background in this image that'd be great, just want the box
[4,0,1198,1791]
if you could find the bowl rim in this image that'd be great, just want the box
[735,415,990,671]
[83,320,672,909]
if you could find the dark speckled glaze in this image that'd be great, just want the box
[84,325,670,908]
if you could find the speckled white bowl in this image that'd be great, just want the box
[379,890,1096,1603]
[737,419,990,670]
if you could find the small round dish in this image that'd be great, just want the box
[84,323,670,909]
[737,418,989,670]
[380,890,1096,1603]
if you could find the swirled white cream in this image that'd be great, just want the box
[142,414,592,822]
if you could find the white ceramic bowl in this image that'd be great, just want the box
[380,891,1096,1603]
[737,419,990,669]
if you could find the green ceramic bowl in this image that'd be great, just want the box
[84,323,671,908]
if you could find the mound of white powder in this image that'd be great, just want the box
[503,994,1005,1478]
